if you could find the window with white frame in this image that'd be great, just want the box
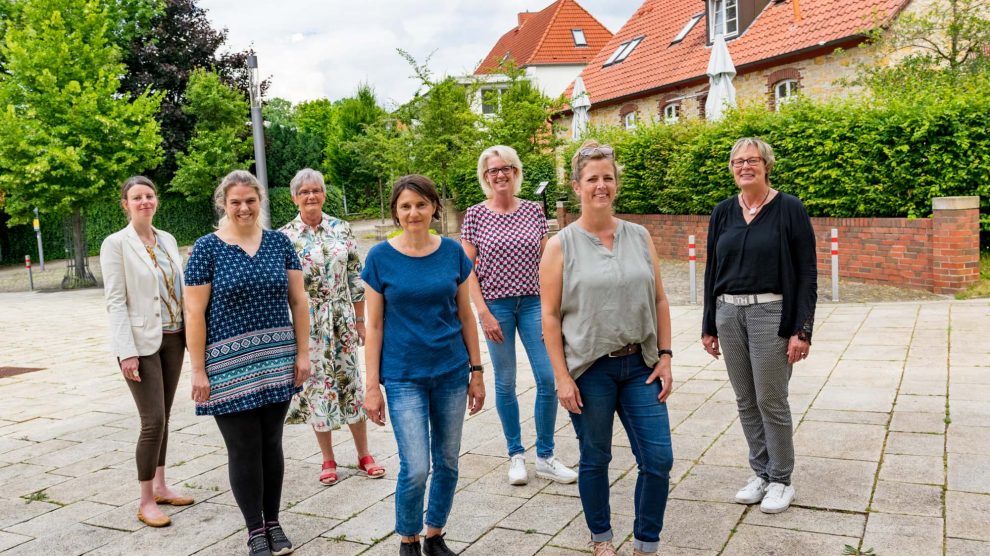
[709,0,738,39]
[672,13,703,45]
[774,79,798,110]
[663,103,680,123]
[480,87,502,115]
[603,36,644,67]
[572,29,588,46]
[623,111,637,129]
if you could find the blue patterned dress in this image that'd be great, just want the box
[185,230,303,416]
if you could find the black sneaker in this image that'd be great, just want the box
[399,539,422,556]
[423,534,457,556]
[266,524,293,556]
[247,533,272,556]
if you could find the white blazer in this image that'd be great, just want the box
[100,223,184,360]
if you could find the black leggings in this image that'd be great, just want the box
[214,401,291,531]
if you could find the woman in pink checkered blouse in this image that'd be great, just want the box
[460,145,578,487]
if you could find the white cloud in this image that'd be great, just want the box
[198,0,637,107]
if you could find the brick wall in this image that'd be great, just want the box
[556,196,981,294]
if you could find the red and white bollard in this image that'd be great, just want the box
[25,254,34,291]
[688,235,697,304]
[831,229,839,302]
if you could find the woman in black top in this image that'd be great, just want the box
[701,137,816,515]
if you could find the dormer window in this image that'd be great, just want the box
[603,36,644,67]
[572,29,588,47]
[709,0,738,39]
[672,13,703,45]
[500,51,510,64]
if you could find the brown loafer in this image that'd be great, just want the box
[137,510,171,528]
[154,495,194,506]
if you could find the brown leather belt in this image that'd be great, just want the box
[608,344,641,357]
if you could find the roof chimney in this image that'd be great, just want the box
[518,12,533,27]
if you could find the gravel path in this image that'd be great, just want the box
[0,219,947,303]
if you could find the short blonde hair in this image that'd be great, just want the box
[214,170,267,229]
[477,145,523,198]
[729,137,775,177]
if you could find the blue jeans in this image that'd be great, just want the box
[385,373,468,537]
[569,354,673,553]
[485,295,557,459]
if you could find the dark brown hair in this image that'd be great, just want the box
[120,176,157,200]
[389,174,442,226]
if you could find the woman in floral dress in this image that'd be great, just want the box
[280,168,385,485]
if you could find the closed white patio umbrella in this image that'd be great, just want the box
[571,76,591,139]
[704,34,737,121]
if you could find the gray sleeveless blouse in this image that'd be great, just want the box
[558,219,659,379]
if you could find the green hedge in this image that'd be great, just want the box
[563,91,990,227]
[1,185,344,264]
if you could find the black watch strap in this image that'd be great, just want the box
[469,364,484,372]
[658,349,673,359]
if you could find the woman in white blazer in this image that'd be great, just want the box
[100,176,193,528]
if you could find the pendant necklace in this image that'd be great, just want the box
[740,188,771,215]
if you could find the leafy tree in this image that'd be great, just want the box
[853,0,990,98]
[263,97,294,128]
[325,84,387,215]
[170,68,252,201]
[119,0,268,184]
[0,0,163,286]
[266,124,325,189]
[294,98,335,147]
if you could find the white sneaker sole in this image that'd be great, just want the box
[760,501,792,514]
[536,471,578,484]
[509,476,529,486]
[734,492,765,505]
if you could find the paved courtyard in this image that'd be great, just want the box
[0,290,988,555]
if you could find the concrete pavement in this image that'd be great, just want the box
[1,290,988,555]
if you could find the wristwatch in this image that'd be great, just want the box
[658,349,673,359]
[469,364,484,372]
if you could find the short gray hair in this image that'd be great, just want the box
[289,168,327,196]
[477,145,523,198]
[214,170,267,229]
[729,137,775,177]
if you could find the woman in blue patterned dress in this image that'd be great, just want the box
[185,170,311,556]
[279,168,385,485]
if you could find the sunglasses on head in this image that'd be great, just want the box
[578,146,614,158]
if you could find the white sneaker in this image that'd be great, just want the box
[535,456,578,484]
[734,476,768,504]
[760,482,795,513]
[507,454,528,485]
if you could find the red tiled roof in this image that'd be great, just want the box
[569,0,910,107]
[475,0,614,74]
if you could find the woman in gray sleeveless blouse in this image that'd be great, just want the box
[539,140,674,556]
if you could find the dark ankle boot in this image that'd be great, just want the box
[423,533,457,556]
[399,539,422,556]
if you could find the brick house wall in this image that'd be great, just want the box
[556,196,981,294]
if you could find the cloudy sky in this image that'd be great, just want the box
[198,0,638,108]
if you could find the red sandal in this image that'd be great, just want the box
[358,455,386,478]
[319,460,338,486]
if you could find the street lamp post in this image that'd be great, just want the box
[246,54,270,228]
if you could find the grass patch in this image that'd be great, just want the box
[842,545,877,555]
[955,251,990,299]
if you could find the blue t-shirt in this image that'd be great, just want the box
[361,236,473,383]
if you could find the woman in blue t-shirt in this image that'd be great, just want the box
[362,174,485,556]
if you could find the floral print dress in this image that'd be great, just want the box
[280,213,366,431]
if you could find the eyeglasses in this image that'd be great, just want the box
[578,146,614,158]
[485,166,515,177]
[730,157,764,168]
[297,188,325,197]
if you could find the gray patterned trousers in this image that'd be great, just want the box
[716,299,794,485]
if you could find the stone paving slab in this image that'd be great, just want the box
[0,290,988,554]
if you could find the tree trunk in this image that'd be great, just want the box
[61,208,96,289]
